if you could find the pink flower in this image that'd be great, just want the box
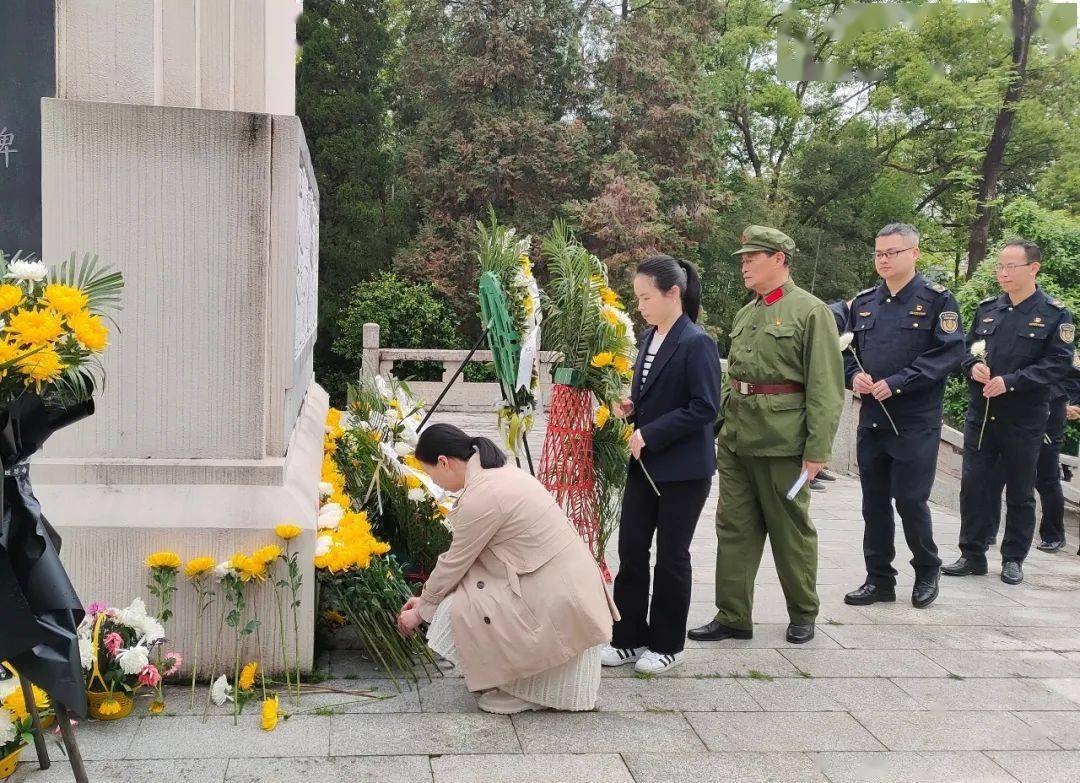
[86,601,107,616]
[104,632,124,657]
[137,664,161,688]
[161,652,183,677]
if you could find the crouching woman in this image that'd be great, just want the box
[397,423,619,714]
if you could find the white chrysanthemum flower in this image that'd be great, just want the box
[117,645,150,675]
[407,488,426,502]
[970,340,987,359]
[318,481,334,499]
[314,535,332,558]
[136,616,166,644]
[394,442,412,457]
[838,332,854,351]
[0,678,18,703]
[401,424,420,448]
[210,675,233,706]
[4,259,48,283]
[79,637,95,670]
[318,502,344,527]
[0,707,18,745]
[213,560,235,581]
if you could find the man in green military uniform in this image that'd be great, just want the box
[689,226,845,644]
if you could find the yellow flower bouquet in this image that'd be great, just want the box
[0,250,122,407]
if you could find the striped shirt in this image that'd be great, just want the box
[639,331,666,383]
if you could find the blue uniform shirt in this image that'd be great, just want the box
[1065,350,1080,404]
[844,273,965,430]
[960,287,1074,421]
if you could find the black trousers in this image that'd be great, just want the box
[857,426,942,587]
[959,406,1046,566]
[1036,397,1068,544]
[611,462,712,655]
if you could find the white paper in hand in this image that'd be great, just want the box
[786,469,810,500]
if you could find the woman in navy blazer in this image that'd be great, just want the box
[601,255,721,675]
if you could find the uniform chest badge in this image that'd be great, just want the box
[915,304,924,312]
[858,311,871,317]
[982,317,994,323]
[1034,316,1043,324]
[939,311,958,334]
[1073,351,1080,370]
[1061,323,1075,343]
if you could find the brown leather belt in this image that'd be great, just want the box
[730,378,805,395]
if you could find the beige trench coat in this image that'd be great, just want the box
[417,455,618,691]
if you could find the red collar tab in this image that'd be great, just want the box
[763,286,785,305]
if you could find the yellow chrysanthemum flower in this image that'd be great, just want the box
[42,284,90,316]
[404,474,422,490]
[624,426,634,443]
[322,610,347,629]
[590,352,614,368]
[0,284,23,312]
[275,524,302,541]
[229,553,267,582]
[17,347,65,386]
[252,544,282,565]
[184,556,216,579]
[148,700,165,715]
[239,662,259,691]
[329,490,351,510]
[612,355,631,376]
[600,287,621,307]
[0,339,21,376]
[6,308,64,346]
[146,551,181,570]
[325,408,342,429]
[67,310,109,352]
[601,308,620,327]
[595,405,611,429]
[261,696,280,731]
[98,698,121,716]
[403,454,424,472]
[3,683,49,720]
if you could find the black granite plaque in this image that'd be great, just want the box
[0,0,56,258]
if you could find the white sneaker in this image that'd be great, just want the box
[601,645,645,667]
[634,649,684,675]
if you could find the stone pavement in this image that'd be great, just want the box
[14,414,1080,783]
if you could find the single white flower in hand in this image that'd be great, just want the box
[4,258,48,283]
[838,332,855,351]
[970,340,986,360]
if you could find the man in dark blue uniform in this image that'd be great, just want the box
[843,224,965,609]
[943,240,1075,585]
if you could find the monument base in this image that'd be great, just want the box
[30,382,328,676]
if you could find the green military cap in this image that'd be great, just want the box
[732,225,797,256]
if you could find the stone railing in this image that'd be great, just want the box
[359,322,561,412]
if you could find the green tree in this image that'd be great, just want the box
[393,0,598,327]
[297,0,411,396]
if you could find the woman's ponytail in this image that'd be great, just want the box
[415,423,508,469]
[636,255,702,323]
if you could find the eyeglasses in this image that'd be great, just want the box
[994,262,1033,273]
[873,246,916,261]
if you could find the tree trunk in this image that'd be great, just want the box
[965,0,1038,278]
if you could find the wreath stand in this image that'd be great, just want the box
[536,369,608,580]
[2,662,87,783]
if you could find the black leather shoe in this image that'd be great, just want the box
[786,623,815,644]
[912,578,939,608]
[1001,561,1024,585]
[940,557,988,576]
[1036,540,1065,553]
[687,620,753,642]
[809,478,826,492]
[817,469,838,481]
[844,583,896,606]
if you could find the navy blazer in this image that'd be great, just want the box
[631,314,722,482]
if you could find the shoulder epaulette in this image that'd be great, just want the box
[925,280,947,294]
[854,286,877,299]
[1047,297,1065,309]
[979,295,998,306]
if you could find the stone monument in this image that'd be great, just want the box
[23,0,320,674]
